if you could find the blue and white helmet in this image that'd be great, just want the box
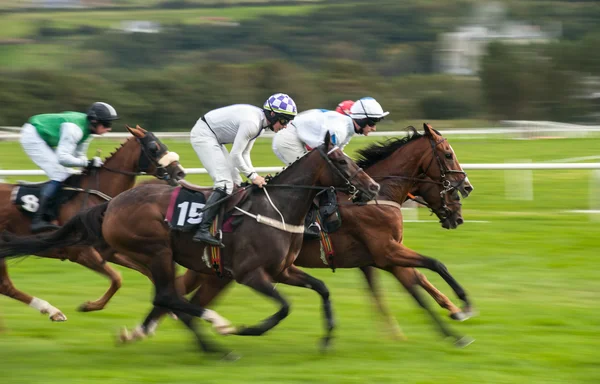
[263,93,298,118]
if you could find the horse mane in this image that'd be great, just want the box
[264,147,314,185]
[356,126,423,169]
[63,136,136,184]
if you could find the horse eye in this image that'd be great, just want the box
[445,153,453,160]
[149,142,159,153]
[338,159,348,165]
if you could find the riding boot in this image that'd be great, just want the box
[192,188,228,247]
[31,181,62,233]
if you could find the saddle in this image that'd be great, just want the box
[11,176,84,220]
[166,181,253,232]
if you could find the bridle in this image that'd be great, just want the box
[317,145,368,201]
[373,134,467,221]
[101,133,178,183]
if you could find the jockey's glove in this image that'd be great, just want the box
[86,156,104,169]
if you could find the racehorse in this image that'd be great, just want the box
[0,125,185,321]
[0,132,380,357]
[125,124,475,346]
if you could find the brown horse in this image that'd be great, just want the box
[0,125,185,321]
[0,132,380,357]
[130,124,475,346]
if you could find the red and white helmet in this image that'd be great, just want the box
[335,100,354,116]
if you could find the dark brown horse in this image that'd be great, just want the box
[0,132,380,357]
[0,125,185,321]
[128,124,475,346]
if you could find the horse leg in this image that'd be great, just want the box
[274,265,336,349]
[380,242,473,314]
[409,269,471,321]
[359,266,406,341]
[120,274,234,344]
[0,259,67,321]
[233,267,291,337]
[72,248,123,313]
[387,266,472,347]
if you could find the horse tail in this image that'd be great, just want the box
[0,202,109,259]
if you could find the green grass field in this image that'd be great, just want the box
[0,135,599,383]
[0,4,320,39]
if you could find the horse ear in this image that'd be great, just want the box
[323,130,332,147]
[136,125,148,133]
[127,125,145,139]
[423,123,435,137]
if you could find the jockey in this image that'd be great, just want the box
[190,93,298,247]
[272,97,388,237]
[272,97,389,165]
[19,102,117,233]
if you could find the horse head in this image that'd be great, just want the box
[422,123,473,198]
[126,125,186,186]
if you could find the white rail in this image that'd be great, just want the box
[2,124,600,141]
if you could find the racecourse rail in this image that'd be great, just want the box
[2,123,600,176]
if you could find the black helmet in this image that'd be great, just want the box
[87,102,119,122]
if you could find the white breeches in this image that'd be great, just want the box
[272,123,307,166]
[19,124,72,182]
[190,120,242,194]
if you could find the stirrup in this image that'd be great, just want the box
[193,230,224,248]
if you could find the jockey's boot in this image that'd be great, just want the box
[31,181,62,234]
[193,188,228,247]
[303,221,321,239]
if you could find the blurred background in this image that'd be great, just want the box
[0,1,598,384]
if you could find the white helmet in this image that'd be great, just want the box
[349,97,389,120]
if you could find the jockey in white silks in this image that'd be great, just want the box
[19,102,118,233]
[271,97,389,236]
[272,97,389,165]
[190,93,298,247]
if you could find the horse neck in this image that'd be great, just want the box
[81,138,140,197]
[260,151,325,225]
[365,138,428,204]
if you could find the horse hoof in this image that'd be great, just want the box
[454,336,475,348]
[319,335,334,352]
[450,312,468,322]
[221,351,241,361]
[50,312,67,322]
[77,302,102,313]
[462,306,477,318]
[118,327,132,344]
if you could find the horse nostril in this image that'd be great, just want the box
[176,171,186,180]
[456,217,464,225]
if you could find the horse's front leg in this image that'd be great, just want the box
[233,267,292,337]
[275,264,336,350]
[0,259,67,321]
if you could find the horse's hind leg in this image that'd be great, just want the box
[274,265,335,349]
[72,247,123,312]
[380,242,473,314]
[359,266,406,341]
[0,259,67,321]
[391,271,473,347]
[234,267,291,337]
[409,269,472,321]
